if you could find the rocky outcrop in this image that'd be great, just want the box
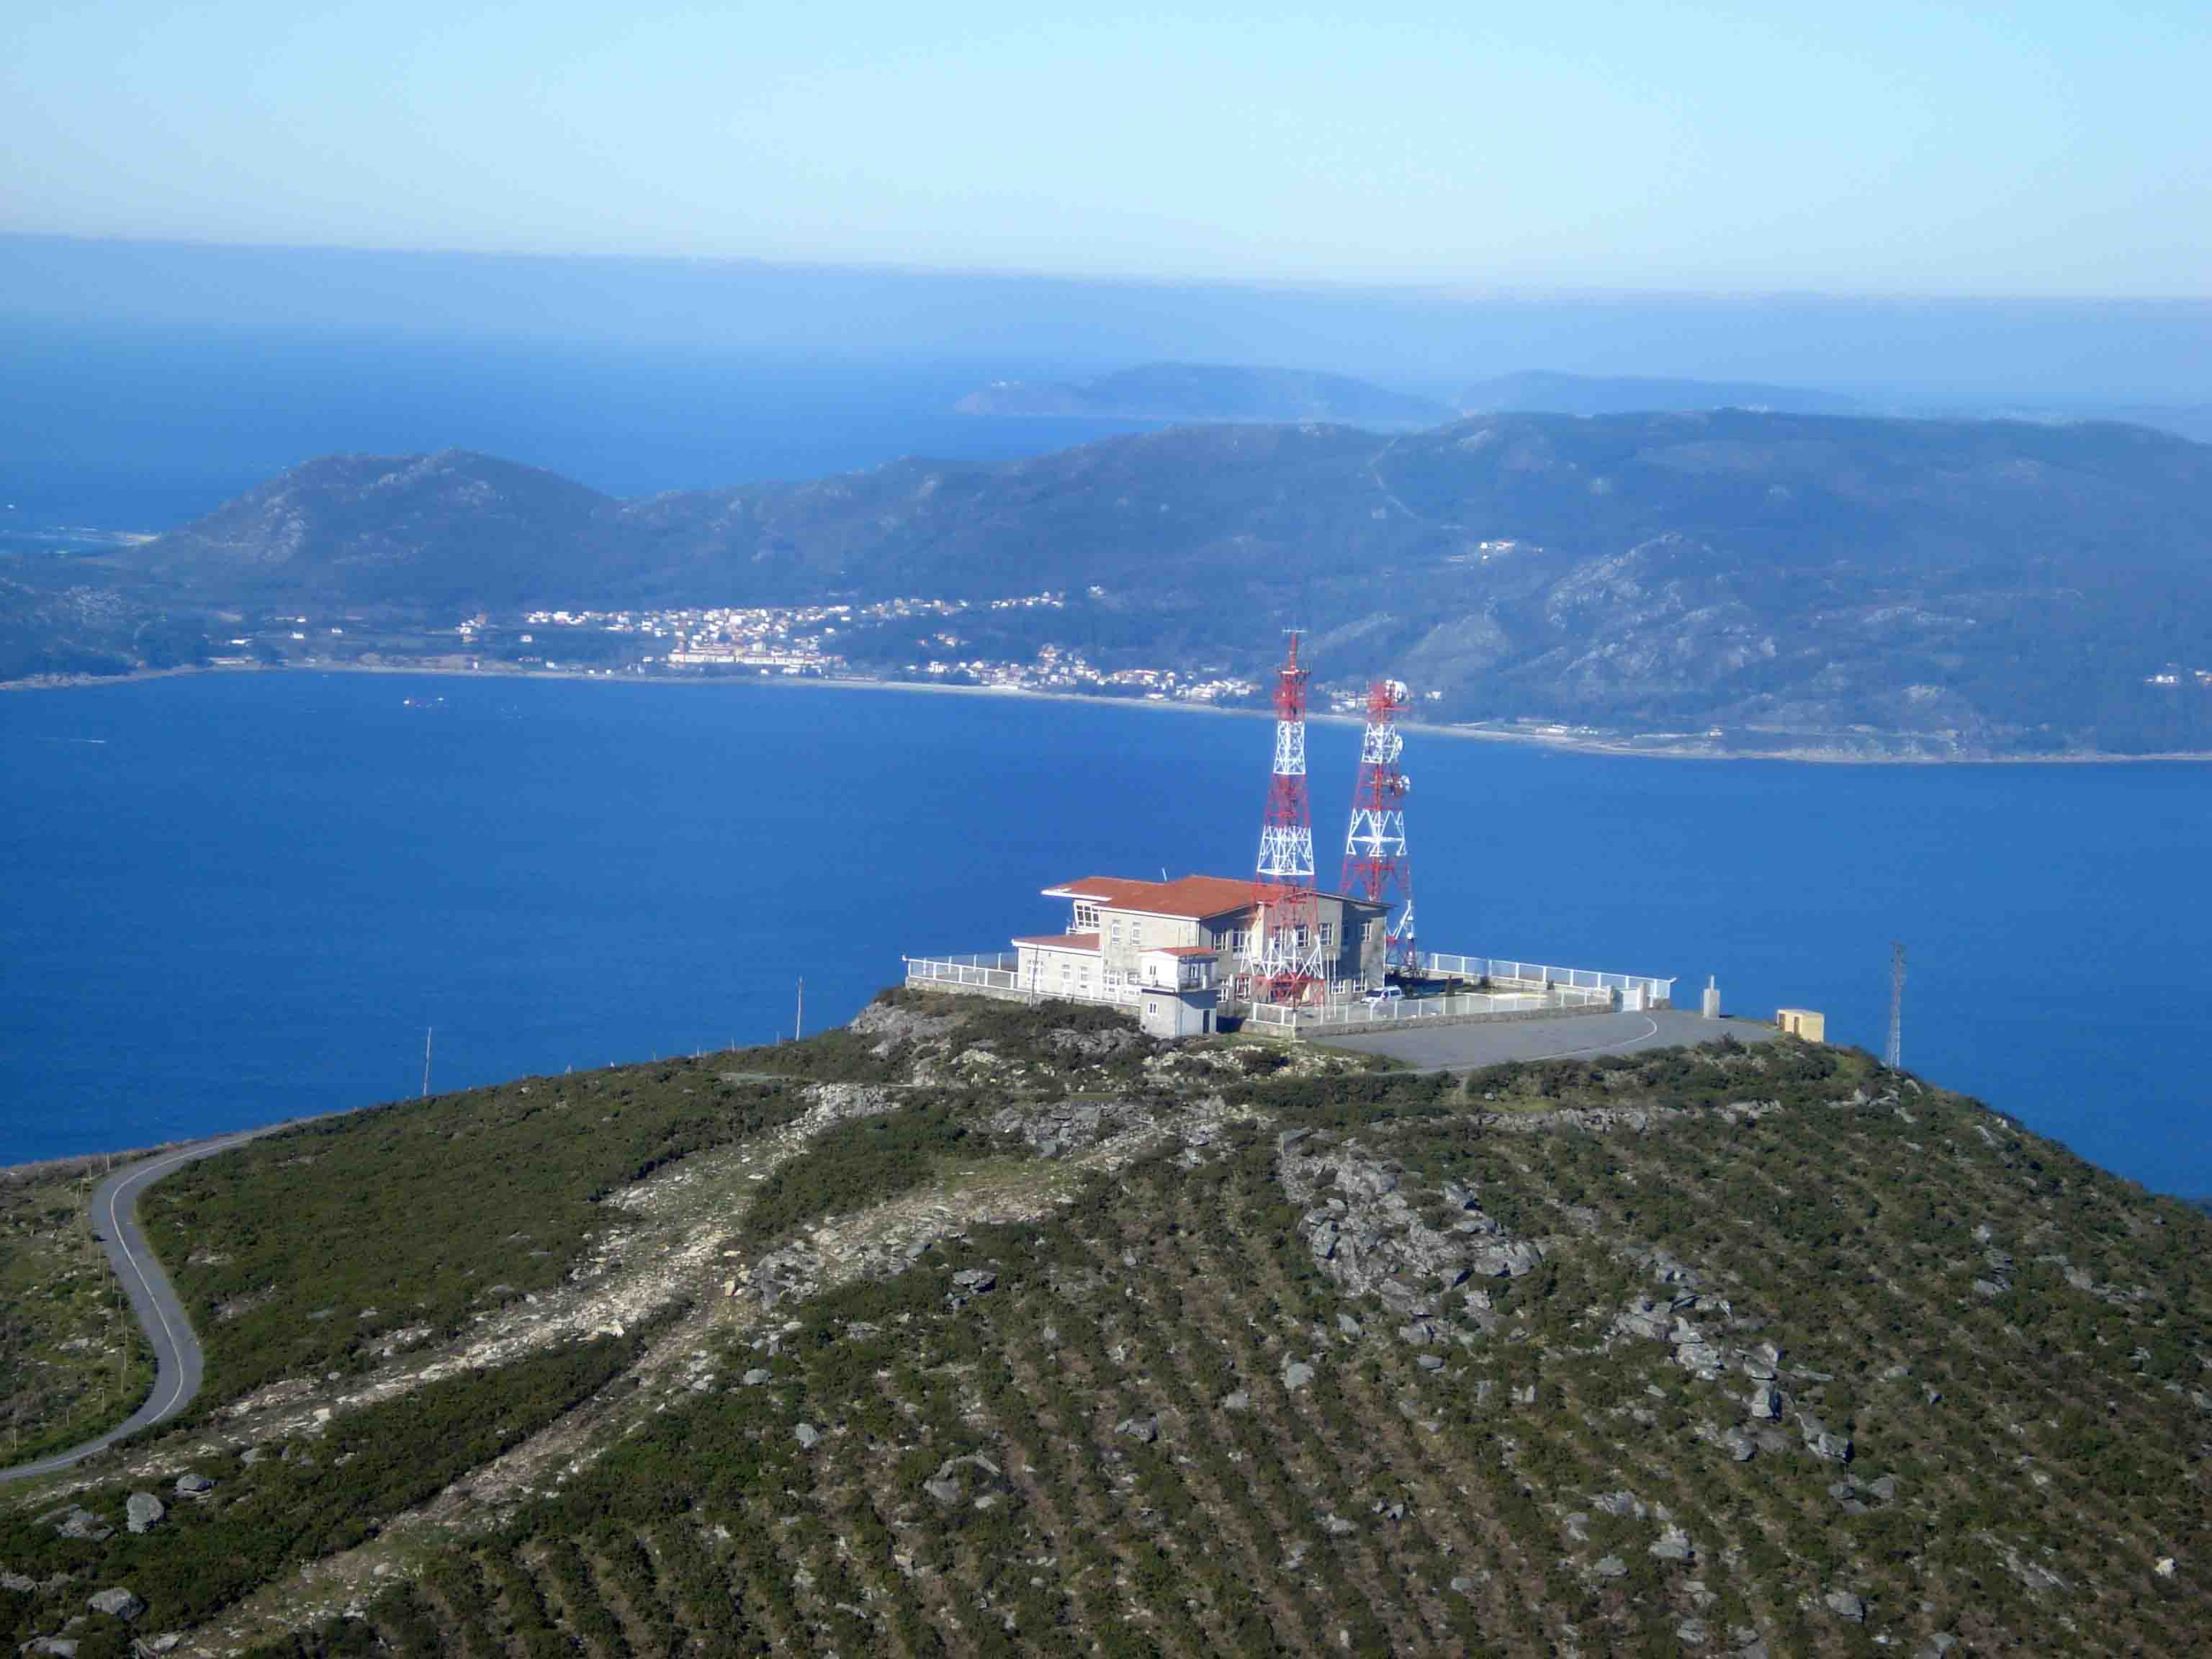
[88,1587,145,1622]
[1278,1133,1542,1342]
[45,1506,111,1542]
[848,999,963,1056]
[987,1097,1146,1159]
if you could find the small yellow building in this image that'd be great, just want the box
[1776,1007,1826,1042]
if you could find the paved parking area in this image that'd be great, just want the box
[1312,1008,1775,1071]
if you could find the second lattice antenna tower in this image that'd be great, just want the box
[1341,678,1419,976]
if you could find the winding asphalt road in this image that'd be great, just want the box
[1,1129,269,1483]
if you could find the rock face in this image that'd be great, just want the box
[1799,1413,1854,1462]
[1825,1588,1868,1622]
[848,998,963,1056]
[793,1422,821,1449]
[987,1097,1146,1159]
[1282,1361,1315,1391]
[924,1452,1000,1507]
[1279,1136,1542,1352]
[125,1493,166,1534]
[173,1474,215,1497]
[89,1587,146,1622]
[50,1507,112,1542]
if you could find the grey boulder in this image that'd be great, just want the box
[89,1587,147,1622]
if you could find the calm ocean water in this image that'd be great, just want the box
[3,672,2207,1193]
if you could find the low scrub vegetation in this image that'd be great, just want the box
[740,1097,997,1249]
[0,1168,152,1463]
[13,1002,2211,1658]
[143,1057,796,1405]
[1,1325,653,1653]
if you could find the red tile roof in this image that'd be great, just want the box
[1042,874,1258,920]
[1013,932,1100,951]
[1043,874,1372,919]
[1148,944,1219,957]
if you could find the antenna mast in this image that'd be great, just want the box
[421,1027,433,1099]
[1340,678,1418,977]
[1886,943,1906,1071]
[1248,632,1323,1005]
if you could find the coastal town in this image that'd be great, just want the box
[221,589,1277,707]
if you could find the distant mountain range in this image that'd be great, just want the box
[1454,369,1863,418]
[21,409,2212,756]
[953,363,1861,428]
[955,364,1460,428]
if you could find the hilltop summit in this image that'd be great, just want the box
[5,994,2208,1655]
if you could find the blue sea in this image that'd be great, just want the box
[3,672,2208,1195]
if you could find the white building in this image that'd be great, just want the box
[1008,874,1389,1035]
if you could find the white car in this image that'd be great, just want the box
[1363,985,1405,1007]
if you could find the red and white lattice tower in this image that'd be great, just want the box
[1248,633,1324,1004]
[1339,678,1419,977]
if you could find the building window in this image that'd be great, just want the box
[1110,919,1121,944]
[1146,999,1159,1017]
[1320,922,1336,949]
[1074,902,1098,929]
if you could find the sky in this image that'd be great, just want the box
[4,1,2209,297]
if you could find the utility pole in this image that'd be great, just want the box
[1886,943,1907,1071]
[421,1027,433,1099]
[795,978,805,1043]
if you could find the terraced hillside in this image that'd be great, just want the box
[4,993,2209,1657]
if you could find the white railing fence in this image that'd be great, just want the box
[903,946,1672,1030]
[1239,984,1612,1033]
[904,952,1022,992]
[1422,953,1675,1002]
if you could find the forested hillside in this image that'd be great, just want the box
[60,410,2212,753]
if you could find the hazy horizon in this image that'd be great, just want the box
[9,2,2210,297]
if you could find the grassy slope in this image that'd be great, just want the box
[142,1059,799,1406]
[0,1169,152,1465]
[8,998,2210,1656]
[273,1033,2212,1656]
